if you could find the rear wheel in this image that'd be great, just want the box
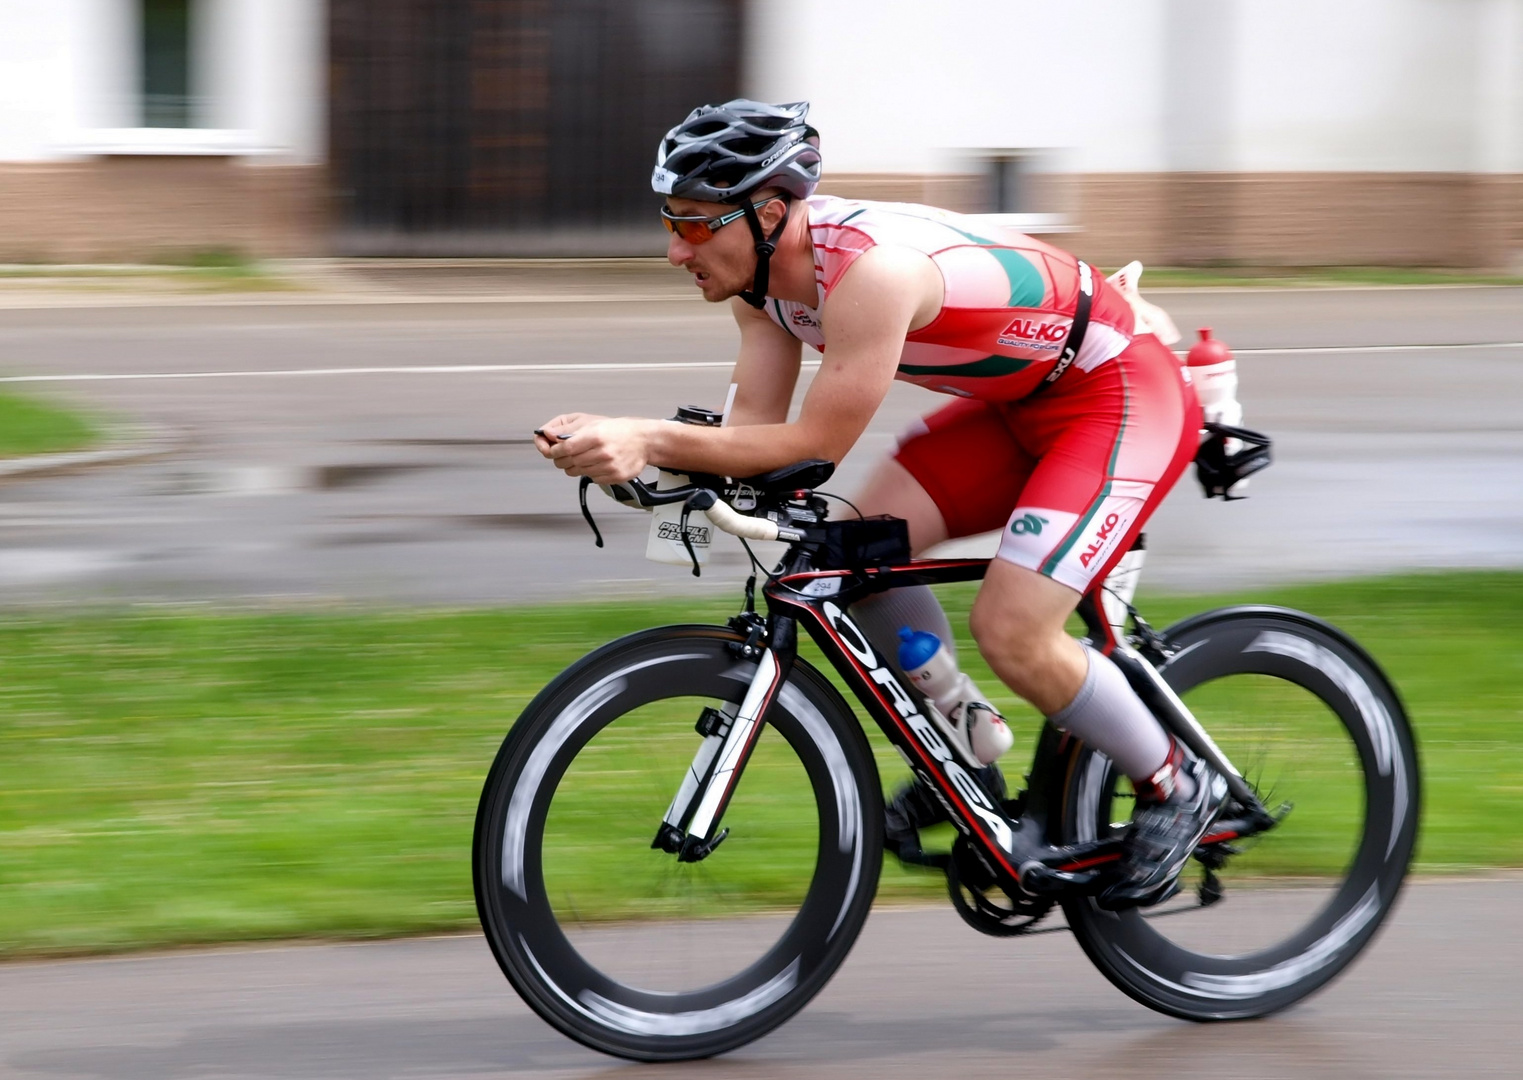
[473,626,882,1061]
[1061,607,1419,1020]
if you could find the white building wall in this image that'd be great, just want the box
[1476,0,1523,172]
[744,0,1523,176]
[0,0,325,164]
[743,0,1164,175]
[1233,0,1481,172]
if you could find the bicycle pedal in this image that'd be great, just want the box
[889,839,950,870]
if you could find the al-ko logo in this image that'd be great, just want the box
[997,317,1069,353]
[1010,512,1049,536]
[821,601,1014,851]
[657,521,711,544]
[1078,513,1121,568]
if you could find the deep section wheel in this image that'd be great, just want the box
[1062,607,1419,1020]
[473,626,882,1061]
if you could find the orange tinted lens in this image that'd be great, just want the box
[665,217,714,244]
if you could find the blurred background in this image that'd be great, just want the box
[0,4,1521,1080]
[0,0,1519,267]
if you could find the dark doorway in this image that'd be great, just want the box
[329,0,743,254]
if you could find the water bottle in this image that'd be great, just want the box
[1186,327,1241,429]
[644,405,722,567]
[897,627,1014,765]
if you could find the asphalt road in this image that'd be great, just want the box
[0,282,1520,605]
[0,878,1518,1079]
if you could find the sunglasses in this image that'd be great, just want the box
[660,196,782,244]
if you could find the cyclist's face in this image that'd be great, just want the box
[664,196,772,303]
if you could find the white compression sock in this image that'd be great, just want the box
[1048,643,1190,796]
[850,585,958,666]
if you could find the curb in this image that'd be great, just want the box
[0,425,187,484]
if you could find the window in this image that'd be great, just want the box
[986,154,1032,214]
[971,150,1075,234]
[141,0,194,128]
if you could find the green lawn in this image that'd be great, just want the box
[0,571,1519,956]
[0,252,298,292]
[0,391,98,458]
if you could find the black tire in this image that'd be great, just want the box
[1061,607,1420,1020]
[473,625,883,1061]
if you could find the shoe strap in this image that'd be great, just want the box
[1133,738,1186,804]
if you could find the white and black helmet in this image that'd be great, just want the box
[652,99,821,203]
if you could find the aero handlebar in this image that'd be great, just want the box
[579,475,807,560]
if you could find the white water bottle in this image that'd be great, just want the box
[644,405,722,567]
[897,627,1014,765]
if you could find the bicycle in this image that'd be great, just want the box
[473,434,1419,1062]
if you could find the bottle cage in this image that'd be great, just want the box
[1195,422,1273,500]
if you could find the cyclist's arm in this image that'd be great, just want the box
[638,247,928,474]
[545,246,935,482]
[724,299,802,427]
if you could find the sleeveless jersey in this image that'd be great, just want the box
[764,195,1136,402]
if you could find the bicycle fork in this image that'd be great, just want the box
[652,618,796,863]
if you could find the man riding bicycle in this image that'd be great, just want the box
[534,99,1226,909]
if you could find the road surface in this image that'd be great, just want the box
[0,878,1517,1079]
[0,283,1519,605]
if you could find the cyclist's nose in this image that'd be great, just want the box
[667,233,694,267]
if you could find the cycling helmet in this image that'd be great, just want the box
[651,99,821,203]
[652,100,821,309]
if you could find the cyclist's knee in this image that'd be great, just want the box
[852,458,947,554]
[970,564,1085,710]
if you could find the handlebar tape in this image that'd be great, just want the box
[701,499,783,542]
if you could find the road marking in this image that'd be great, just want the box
[0,361,757,383]
[1235,341,1523,356]
[0,341,1519,383]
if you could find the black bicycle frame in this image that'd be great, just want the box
[770,558,1129,894]
[661,545,1272,899]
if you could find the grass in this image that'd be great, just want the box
[0,391,99,458]
[0,251,298,292]
[0,570,1519,957]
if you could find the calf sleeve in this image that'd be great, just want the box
[1048,643,1180,786]
[850,585,958,667]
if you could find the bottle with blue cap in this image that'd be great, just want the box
[897,627,1014,765]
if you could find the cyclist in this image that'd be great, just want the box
[534,99,1226,908]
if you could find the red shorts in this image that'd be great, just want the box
[893,333,1200,594]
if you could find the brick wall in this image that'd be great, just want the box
[1,162,1518,266]
[0,158,326,262]
[820,171,1523,271]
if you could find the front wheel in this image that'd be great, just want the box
[473,625,882,1061]
[1061,607,1420,1020]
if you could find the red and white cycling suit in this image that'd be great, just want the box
[764,195,1200,594]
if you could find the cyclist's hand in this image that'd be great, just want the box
[546,416,655,484]
[533,413,602,457]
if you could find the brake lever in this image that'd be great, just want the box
[679,498,702,578]
[577,477,604,548]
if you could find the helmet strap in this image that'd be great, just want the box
[737,196,792,309]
